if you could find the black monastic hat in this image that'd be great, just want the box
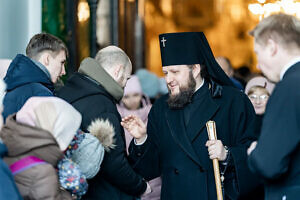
[159,32,234,87]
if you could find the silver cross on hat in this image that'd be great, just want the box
[161,37,167,47]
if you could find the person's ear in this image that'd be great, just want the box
[266,38,278,57]
[39,52,50,67]
[114,64,123,80]
[192,64,201,79]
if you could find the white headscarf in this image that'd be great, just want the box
[16,97,82,151]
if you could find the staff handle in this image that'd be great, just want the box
[206,120,223,200]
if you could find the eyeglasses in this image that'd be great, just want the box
[248,94,269,101]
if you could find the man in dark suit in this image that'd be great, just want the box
[247,13,300,200]
[122,32,260,200]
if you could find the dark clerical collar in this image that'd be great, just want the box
[192,80,208,101]
[183,81,209,127]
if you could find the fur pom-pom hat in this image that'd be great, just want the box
[66,119,116,179]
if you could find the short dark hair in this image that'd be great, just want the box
[26,33,68,59]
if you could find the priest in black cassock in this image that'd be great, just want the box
[122,32,260,200]
[247,14,300,200]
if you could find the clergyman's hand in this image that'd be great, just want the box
[121,115,147,144]
[206,140,227,161]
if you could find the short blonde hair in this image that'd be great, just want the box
[95,46,131,71]
[249,13,300,49]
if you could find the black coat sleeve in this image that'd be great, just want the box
[128,106,161,181]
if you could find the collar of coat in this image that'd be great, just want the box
[78,57,124,101]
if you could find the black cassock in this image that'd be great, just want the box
[129,82,260,200]
[248,62,300,200]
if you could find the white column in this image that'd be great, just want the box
[0,0,42,59]
[27,0,42,44]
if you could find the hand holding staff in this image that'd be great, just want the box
[206,120,223,200]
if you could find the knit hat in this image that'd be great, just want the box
[16,97,82,151]
[70,132,105,179]
[124,75,143,96]
[245,76,275,95]
[64,119,115,179]
[136,69,160,98]
[158,77,168,95]
[57,158,88,199]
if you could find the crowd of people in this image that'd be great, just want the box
[0,13,299,200]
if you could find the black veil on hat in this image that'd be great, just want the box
[159,32,234,89]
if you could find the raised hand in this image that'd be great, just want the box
[121,115,147,143]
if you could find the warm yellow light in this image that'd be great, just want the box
[160,0,172,17]
[249,0,300,19]
[78,1,90,22]
[280,0,297,15]
[295,3,300,18]
[257,0,266,3]
[230,4,244,21]
[263,3,281,17]
[248,4,264,15]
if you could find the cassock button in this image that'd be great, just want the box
[174,169,179,174]
[137,152,142,157]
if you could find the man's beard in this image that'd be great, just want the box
[167,71,196,109]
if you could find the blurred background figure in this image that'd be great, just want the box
[216,56,244,90]
[117,75,152,149]
[117,75,161,200]
[245,76,275,138]
[234,65,253,88]
[241,75,275,200]
[245,76,275,116]
[136,69,167,104]
[0,79,22,199]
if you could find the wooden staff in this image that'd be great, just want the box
[206,120,223,200]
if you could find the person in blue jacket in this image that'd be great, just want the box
[3,33,68,120]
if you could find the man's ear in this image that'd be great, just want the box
[114,64,123,80]
[267,38,278,57]
[39,52,50,67]
[192,64,201,79]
